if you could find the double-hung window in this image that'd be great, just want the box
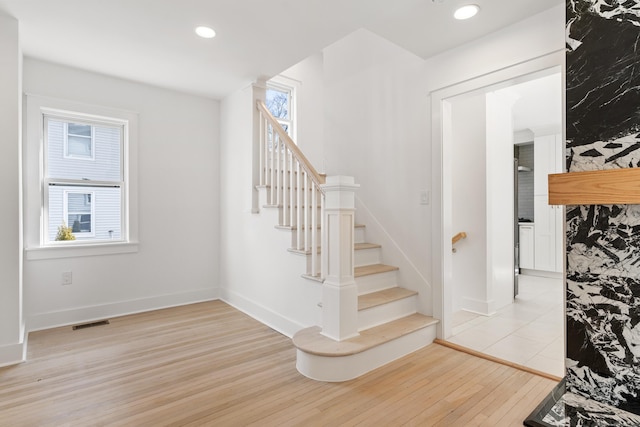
[44,113,125,244]
[25,95,138,258]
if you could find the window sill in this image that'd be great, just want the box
[25,241,139,260]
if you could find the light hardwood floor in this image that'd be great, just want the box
[0,301,557,426]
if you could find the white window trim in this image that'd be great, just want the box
[63,189,95,238]
[24,94,139,260]
[63,122,95,160]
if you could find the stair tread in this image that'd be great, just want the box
[276,224,366,231]
[355,264,399,277]
[358,287,417,311]
[263,204,321,209]
[288,242,381,255]
[292,313,439,357]
[355,242,381,250]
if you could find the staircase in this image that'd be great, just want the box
[294,223,438,382]
[256,100,438,382]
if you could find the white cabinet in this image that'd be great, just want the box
[534,134,563,196]
[534,196,563,272]
[533,134,563,273]
[519,224,535,269]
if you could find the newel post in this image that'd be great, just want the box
[320,176,360,341]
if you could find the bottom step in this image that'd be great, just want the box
[292,314,439,382]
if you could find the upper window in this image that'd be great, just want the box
[266,80,295,139]
[44,113,125,244]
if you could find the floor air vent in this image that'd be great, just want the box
[72,320,110,330]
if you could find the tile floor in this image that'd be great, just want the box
[447,274,564,378]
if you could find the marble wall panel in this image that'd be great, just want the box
[566,0,640,415]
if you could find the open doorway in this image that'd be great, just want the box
[431,52,565,378]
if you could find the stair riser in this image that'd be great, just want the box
[354,227,366,244]
[358,295,417,331]
[355,270,398,295]
[354,247,381,267]
[293,249,383,274]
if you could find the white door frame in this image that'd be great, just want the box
[430,50,565,339]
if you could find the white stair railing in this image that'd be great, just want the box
[257,100,325,279]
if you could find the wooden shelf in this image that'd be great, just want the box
[548,168,640,205]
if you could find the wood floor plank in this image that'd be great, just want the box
[0,301,558,426]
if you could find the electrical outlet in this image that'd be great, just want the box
[420,190,430,205]
[62,272,72,285]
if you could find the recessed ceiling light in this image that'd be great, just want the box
[454,4,480,20]
[195,26,216,39]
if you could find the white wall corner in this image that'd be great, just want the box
[461,297,495,317]
[0,331,27,368]
[219,288,306,338]
[251,79,267,213]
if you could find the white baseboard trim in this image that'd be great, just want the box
[27,287,220,332]
[219,288,305,338]
[520,269,562,279]
[0,330,28,368]
[462,297,495,316]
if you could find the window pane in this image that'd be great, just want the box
[47,118,122,181]
[68,123,91,137]
[67,192,91,215]
[266,88,290,119]
[67,135,92,157]
[48,185,121,242]
[69,213,91,233]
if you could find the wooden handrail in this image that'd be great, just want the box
[452,232,467,245]
[256,100,326,189]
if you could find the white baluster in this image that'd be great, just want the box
[259,115,264,186]
[304,172,310,253]
[320,193,326,279]
[289,152,295,228]
[270,124,275,205]
[311,183,318,277]
[296,163,303,250]
[275,135,281,209]
[283,147,289,226]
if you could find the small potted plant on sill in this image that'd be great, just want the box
[55,223,76,241]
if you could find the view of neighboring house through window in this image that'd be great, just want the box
[65,122,94,159]
[65,191,94,235]
[45,114,125,243]
[266,82,294,138]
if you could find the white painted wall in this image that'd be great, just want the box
[322,29,432,313]
[486,90,517,312]
[450,92,487,314]
[219,84,323,336]
[22,58,220,330]
[0,13,24,366]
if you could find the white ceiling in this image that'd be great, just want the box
[0,0,562,99]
